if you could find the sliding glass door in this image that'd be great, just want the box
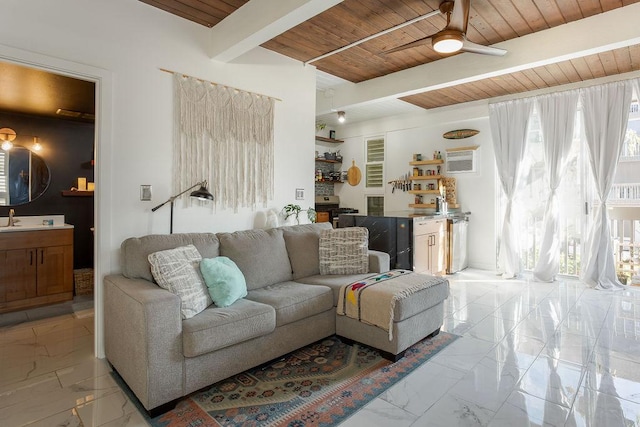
[499,107,592,277]
[501,99,640,279]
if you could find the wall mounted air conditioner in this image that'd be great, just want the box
[445,146,479,173]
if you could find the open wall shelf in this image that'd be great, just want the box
[315,136,344,144]
[409,159,444,166]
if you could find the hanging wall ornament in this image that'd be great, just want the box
[172,73,276,212]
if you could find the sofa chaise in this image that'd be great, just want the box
[104,223,449,414]
[104,222,448,414]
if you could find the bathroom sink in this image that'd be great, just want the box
[0,215,72,232]
[0,224,71,232]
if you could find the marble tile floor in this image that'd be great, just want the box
[1,269,640,426]
[0,295,94,328]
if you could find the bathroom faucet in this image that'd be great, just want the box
[7,209,15,227]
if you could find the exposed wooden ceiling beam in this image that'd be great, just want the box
[209,0,344,62]
[317,3,640,114]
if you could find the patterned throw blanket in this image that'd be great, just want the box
[337,270,444,341]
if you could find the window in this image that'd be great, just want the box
[367,196,384,216]
[621,100,640,161]
[365,136,384,188]
[611,97,640,284]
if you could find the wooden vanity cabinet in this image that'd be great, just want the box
[0,228,73,313]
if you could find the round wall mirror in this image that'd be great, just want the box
[0,146,51,206]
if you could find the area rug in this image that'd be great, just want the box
[150,332,458,427]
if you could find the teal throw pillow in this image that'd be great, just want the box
[200,257,247,307]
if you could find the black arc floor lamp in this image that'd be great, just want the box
[151,180,214,233]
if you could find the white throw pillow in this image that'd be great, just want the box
[148,244,212,319]
[319,227,369,275]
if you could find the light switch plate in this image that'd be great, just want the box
[295,188,304,200]
[140,185,152,201]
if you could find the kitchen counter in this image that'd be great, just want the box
[338,214,415,269]
[339,211,470,273]
[341,210,469,220]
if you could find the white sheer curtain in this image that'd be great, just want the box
[580,80,633,290]
[533,91,579,282]
[490,98,534,278]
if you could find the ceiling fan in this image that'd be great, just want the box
[385,0,506,56]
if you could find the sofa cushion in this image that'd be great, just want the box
[218,228,293,290]
[148,245,212,319]
[319,227,369,275]
[121,233,220,282]
[200,257,247,307]
[302,274,449,322]
[296,273,375,306]
[281,223,333,279]
[246,282,333,327]
[391,276,450,322]
[182,299,276,357]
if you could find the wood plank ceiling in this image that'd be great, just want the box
[138,0,249,27]
[402,45,640,108]
[139,0,640,110]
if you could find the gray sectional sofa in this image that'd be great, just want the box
[104,222,391,413]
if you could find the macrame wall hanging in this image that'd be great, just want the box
[170,71,276,212]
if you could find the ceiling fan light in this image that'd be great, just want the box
[1,140,12,151]
[432,31,464,54]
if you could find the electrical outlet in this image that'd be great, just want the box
[140,185,152,201]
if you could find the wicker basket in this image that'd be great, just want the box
[74,268,94,296]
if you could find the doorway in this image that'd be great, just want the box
[0,45,113,358]
[0,61,96,324]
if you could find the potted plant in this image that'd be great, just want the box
[282,204,316,224]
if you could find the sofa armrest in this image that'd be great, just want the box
[104,274,184,411]
[368,250,390,273]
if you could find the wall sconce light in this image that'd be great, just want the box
[32,136,42,152]
[0,127,16,151]
[337,111,346,123]
[151,180,214,234]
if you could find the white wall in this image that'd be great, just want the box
[1,0,316,265]
[1,0,317,356]
[334,103,497,271]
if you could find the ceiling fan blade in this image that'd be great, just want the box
[461,39,507,56]
[384,36,433,54]
[448,0,469,33]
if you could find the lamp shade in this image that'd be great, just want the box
[190,184,214,201]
